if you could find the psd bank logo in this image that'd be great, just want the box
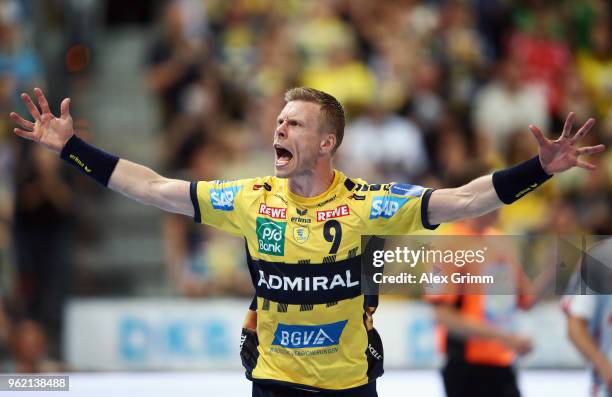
[256,217,287,256]
[272,320,348,349]
[370,196,409,219]
[210,185,242,211]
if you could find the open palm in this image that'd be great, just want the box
[529,112,605,174]
[10,88,74,153]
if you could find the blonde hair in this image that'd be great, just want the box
[284,87,345,154]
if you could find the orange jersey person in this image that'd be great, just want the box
[425,211,551,397]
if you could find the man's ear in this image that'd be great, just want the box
[320,133,337,155]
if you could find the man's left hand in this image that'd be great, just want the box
[529,112,605,174]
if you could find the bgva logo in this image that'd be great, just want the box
[272,320,348,349]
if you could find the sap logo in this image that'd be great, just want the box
[210,185,242,211]
[272,321,347,349]
[317,204,349,222]
[370,196,409,219]
[258,203,287,219]
[390,183,424,197]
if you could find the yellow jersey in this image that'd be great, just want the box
[191,170,437,390]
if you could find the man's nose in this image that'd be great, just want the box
[275,122,287,139]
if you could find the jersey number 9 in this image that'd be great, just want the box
[323,220,342,254]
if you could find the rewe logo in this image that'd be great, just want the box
[210,185,242,211]
[370,196,408,219]
[256,217,286,256]
[258,203,287,219]
[272,320,348,349]
[317,204,350,222]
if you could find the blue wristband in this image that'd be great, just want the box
[60,135,119,186]
[492,156,552,204]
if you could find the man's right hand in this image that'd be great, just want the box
[11,88,194,217]
[10,87,74,153]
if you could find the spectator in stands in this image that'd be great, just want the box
[0,291,10,351]
[407,57,446,134]
[341,100,428,182]
[145,0,209,126]
[473,56,549,159]
[163,141,252,298]
[434,0,487,110]
[563,238,612,397]
[432,113,472,182]
[507,3,572,114]
[294,2,355,70]
[13,145,74,356]
[301,40,375,114]
[577,17,611,123]
[6,319,64,373]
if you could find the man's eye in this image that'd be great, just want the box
[277,119,283,125]
[289,121,298,126]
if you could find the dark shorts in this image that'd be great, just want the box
[252,382,377,397]
[442,361,520,397]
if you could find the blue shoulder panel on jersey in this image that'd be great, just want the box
[390,183,424,197]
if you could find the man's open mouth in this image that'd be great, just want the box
[274,144,293,167]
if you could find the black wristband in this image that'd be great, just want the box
[60,135,120,186]
[492,155,552,204]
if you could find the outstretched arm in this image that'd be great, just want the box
[427,113,605,225]
[10,88,194,217]
[108,160,193,216]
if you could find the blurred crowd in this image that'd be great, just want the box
[150,0,611,304]
[0,0,76,372]
[0,0,610,371]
